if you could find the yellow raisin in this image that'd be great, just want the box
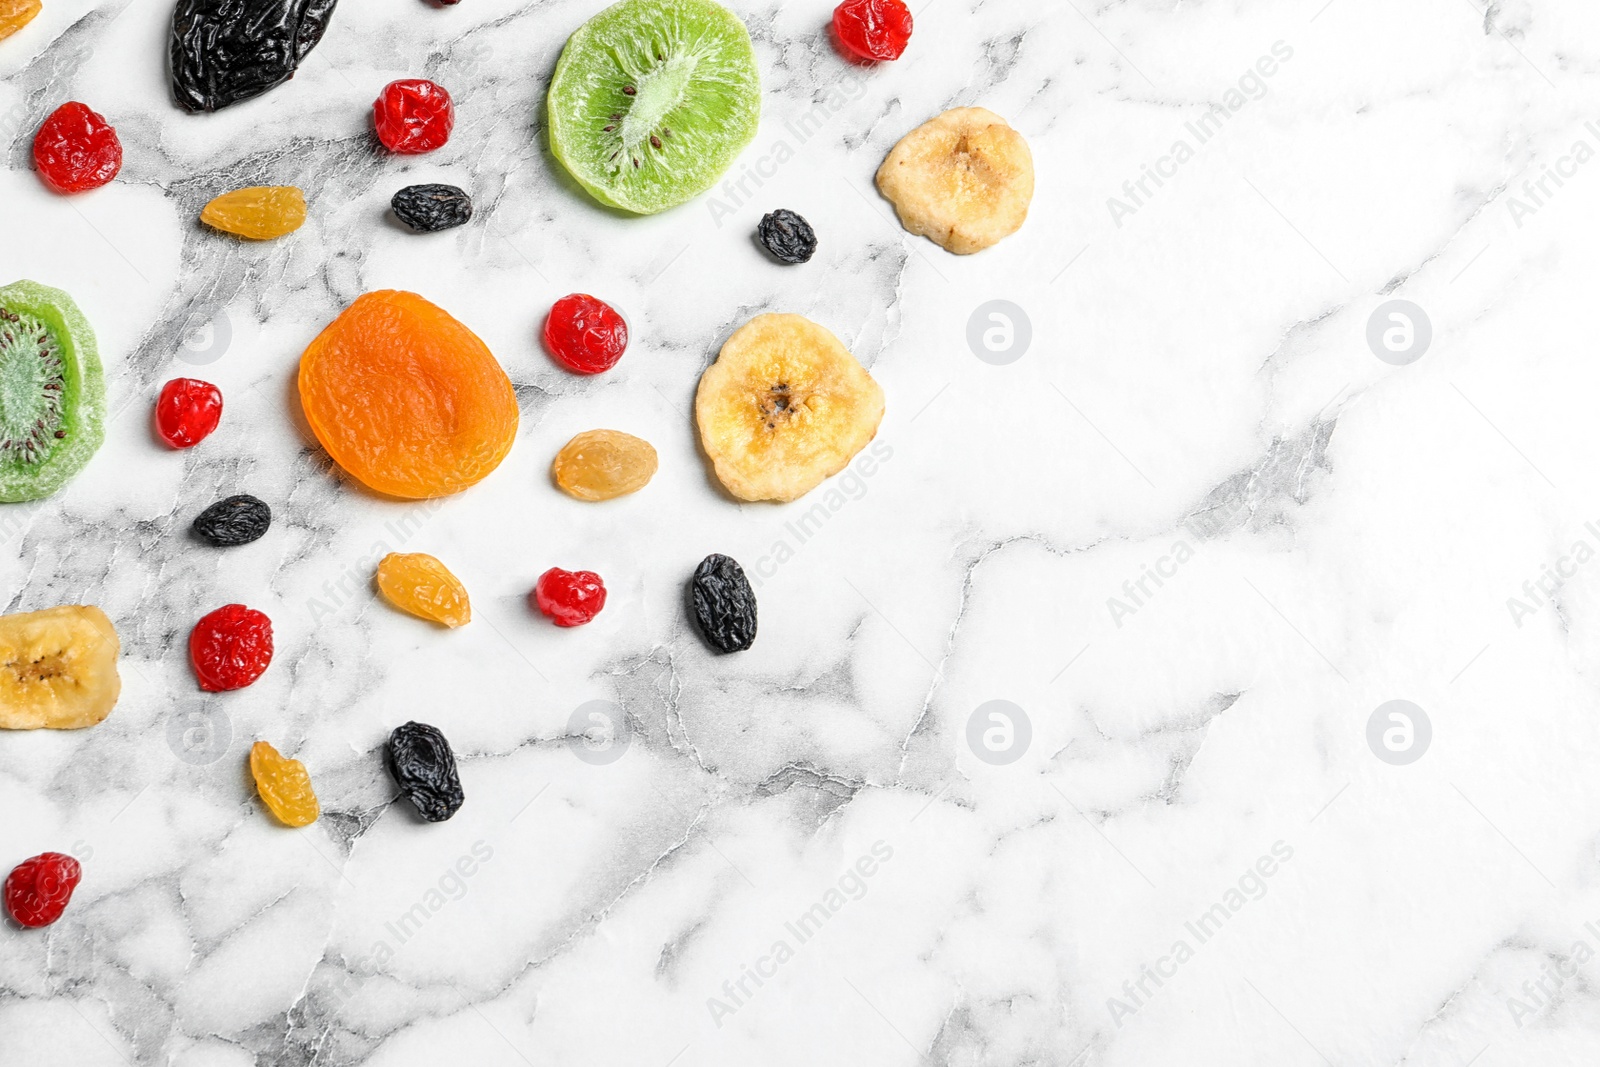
[375,552,471,627]
[200,186,307,240]
[552,429,657,501]
[250,741,320,827]
[0,0,41,42]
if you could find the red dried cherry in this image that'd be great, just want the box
[33,102,123,194]
[543,294,628,375]
[832,0,913,62]
[373,79,454,154]
[190,604,274,691]
[5,852,82,928]
[156,378,223,448]
[533,568,606,627]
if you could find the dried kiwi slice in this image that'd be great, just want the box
[547,0,760,215]
[0,281,105,502]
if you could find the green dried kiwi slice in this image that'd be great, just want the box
[0,281,106,502]
[547,0,761,215]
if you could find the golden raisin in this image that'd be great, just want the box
[375,552,470,628]
[250,741,320,827]
[201,186,306,239]
[552,429,657,501]
[0,0,41,42]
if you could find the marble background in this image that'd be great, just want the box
[4,0,1600,1062]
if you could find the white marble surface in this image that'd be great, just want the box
[4,0,1600,1063]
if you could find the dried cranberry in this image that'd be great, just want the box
[373,79,454,154]
[156,378,223,448]
[832,0,913,62]
[534,568,606,627]
[33,102,122,194]
[190,604,274,691]
[543,294,628,375]
[5,852,82,928]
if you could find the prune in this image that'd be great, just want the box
[250,740,319,826]
[190,604,273,690]
[391,184,473,233]
[386,721,464,822]
[169,0,339,113]
[4,852,81,927]
[192,494,271,546]
[756,209,817,264]
[689,553,756,652]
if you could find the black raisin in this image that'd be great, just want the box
[756,209,818,265]
[390,184,474,233]
[689,553,757,653]
[386,721,464,822]
[191,494,271,546]
[169,0,339,113]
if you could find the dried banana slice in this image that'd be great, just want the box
[695,314,885,503]
[876,106,1034,255]
[0,606,121,729]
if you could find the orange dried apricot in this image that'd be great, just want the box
[298,291,518,499]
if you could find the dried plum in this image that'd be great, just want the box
[689,553,756,653]
[391,184,473,233]
[756,208,817,264]
[192,494,271,546]
[169,0,339,113]
[386,721,464,822]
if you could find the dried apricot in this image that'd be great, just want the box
[376,552,470,627]
[250,740,319,826]
[201,186,306,239]
[552,429,657,501]
[298,291,518,499]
